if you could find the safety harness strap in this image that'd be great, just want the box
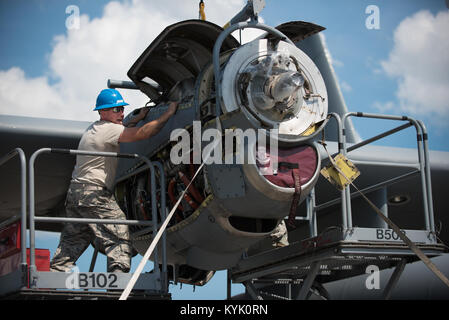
[282,162,301,228]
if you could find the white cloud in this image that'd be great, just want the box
[332,58,344,68]
[340,81,352,93]
[0,67,66,119]
[379,10,449,123]
[0,0,250,122]
[373,101,395,113]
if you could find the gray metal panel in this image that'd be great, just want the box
[117,101,196,179]
[32,271,161,291]
[133,195,274,270]
[207,164,245,199]
[232,234,446,284]
[127,19,240,102]
[323,253,449,299]
[0,269,25,296]
[343,227,436,245]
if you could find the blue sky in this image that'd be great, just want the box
[2,0,449,300]
[1,0,448,152]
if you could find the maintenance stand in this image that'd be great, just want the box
[0,149,169,300]
[229,113,447,300]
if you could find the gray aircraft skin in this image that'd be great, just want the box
[0,12,448,299]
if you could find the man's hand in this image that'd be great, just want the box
[133,106,150,121]
[123,107,149,127]
[167,101,178,116]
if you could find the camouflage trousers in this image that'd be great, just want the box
[271,220,289,247]
[50,184,132,272]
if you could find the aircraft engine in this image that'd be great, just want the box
[115,20,327,285]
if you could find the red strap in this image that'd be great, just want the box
[288,168,301,228]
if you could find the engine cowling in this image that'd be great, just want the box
[115,19,327,283]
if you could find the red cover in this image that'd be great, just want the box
[26,248,50,272]
[260,145,317,187]
[0,222,21,259]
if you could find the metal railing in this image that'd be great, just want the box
[341,112,434,234]
[303,112,435,239]
[293,113,346,236]
[28,148,168,292]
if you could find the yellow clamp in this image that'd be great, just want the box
[320,153,360,190]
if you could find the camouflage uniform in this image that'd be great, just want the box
[271,220,289,247]
[50,184,132,272]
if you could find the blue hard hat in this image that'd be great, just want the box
[94,88,129,111]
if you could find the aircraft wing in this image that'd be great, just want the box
[0,115,89,232]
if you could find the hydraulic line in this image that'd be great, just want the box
[179,171,204,203]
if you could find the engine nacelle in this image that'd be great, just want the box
[115,19,327,283]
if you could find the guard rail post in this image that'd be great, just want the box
[341,112,434,235]
[0,148,27,287]
[326,113,348,230]
[153,161,168,293]
[416,120,435,236]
